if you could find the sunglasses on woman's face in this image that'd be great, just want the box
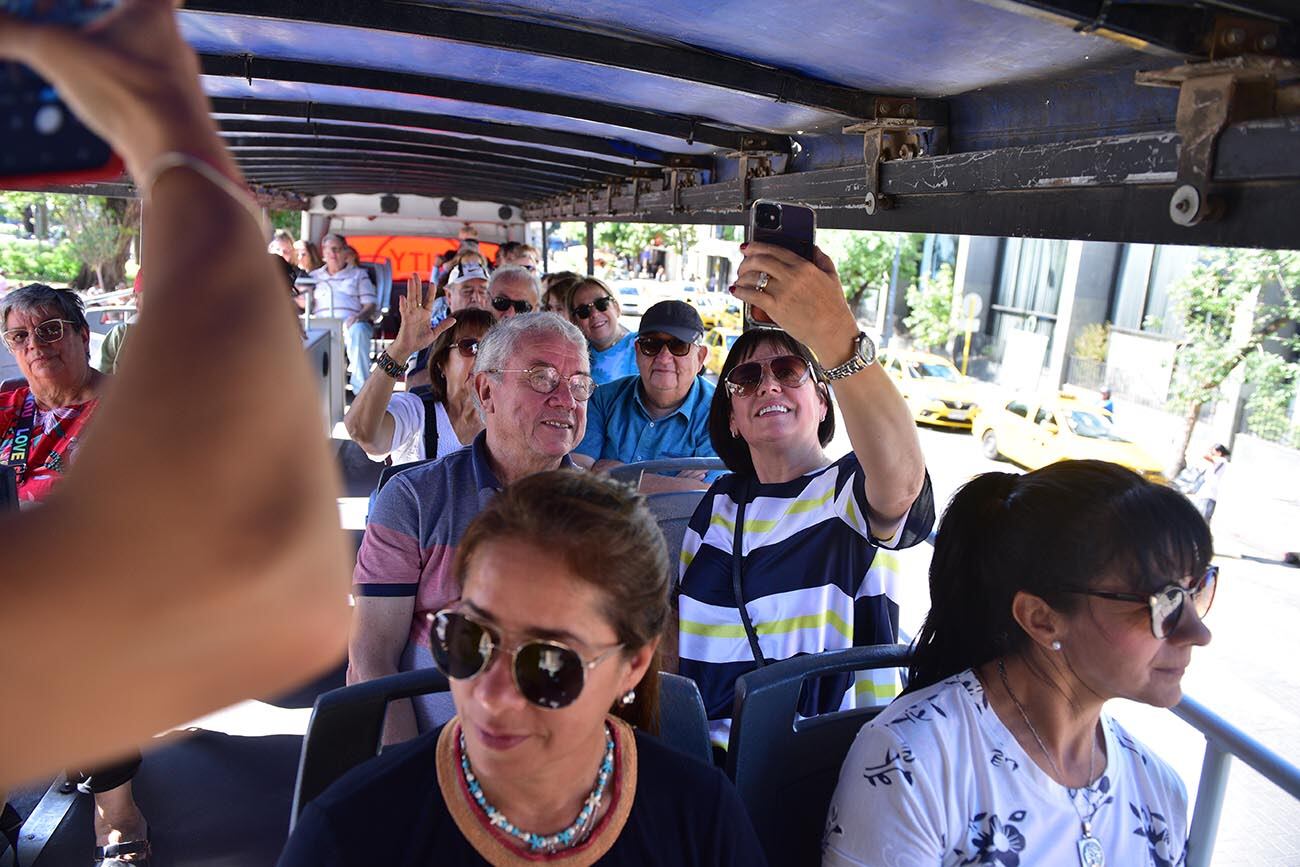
[571,296,614,320]
[724,354,812,398]
[1064,564,1218,639]
[429,609,622,709]
[451,338,479,358]
[635,335,697,357]
[491,296,534,314]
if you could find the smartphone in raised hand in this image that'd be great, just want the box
[0,0,123,187]
[744,199,816,329]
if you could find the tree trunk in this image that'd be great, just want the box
[1171,400,1204,479]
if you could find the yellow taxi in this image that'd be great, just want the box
[692,293,742,331]
[880,349,981,429]
[703,327,742,377]
[973,391,1166,482]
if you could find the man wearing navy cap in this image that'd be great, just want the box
[574,299,719,491]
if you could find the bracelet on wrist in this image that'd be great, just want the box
[375,350,407,380]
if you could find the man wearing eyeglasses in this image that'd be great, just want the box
[350,312,592,744]
[485,265,541,320]
[573,300,719,492]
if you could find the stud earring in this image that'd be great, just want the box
[620,690,636,706]
[1050,640,1062,651]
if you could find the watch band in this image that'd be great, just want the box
[375,350,407,380]
[823,332,876,381]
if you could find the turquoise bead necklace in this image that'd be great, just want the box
[458,723,616,854]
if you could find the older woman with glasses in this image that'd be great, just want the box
[824,460,1214,867]
[281,471,765,866]
[1,283,104,505]
[676,243,934,757]
[345,276,495,466]
[566,277,638,384]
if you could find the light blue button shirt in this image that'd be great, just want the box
[577,375,720,479]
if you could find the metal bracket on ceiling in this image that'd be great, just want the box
[242,53,254,86]
[1136,55,1299,227]
[843,97,938,216]
[631,177,653,213]
[664,168,699,215]
[1208,16,1282,60]
[724,149,780,210]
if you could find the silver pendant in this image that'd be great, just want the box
[1077,833,1105,867]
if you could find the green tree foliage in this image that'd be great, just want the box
[1167,248,1300,473]
[0,192,136,288]
[595,223,697,270]
[903,264,957,352]
[268,210,301,234]
[1072,322,1110,363]
[831,231,922,311]
[1243,351,1300,446]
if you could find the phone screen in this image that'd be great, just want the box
[0,0,122,187]
[744,200,816,327]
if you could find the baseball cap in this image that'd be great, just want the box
[447,261,489,285]
[638,300,704,343]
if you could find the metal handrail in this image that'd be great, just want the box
[1172,693,1300,867]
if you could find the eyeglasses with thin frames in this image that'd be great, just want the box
[2,318,78,352]
[488,364,597,401]
[571,296,615,320]
[1063,565,1218,639]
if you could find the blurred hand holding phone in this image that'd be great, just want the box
[0,0,122,186]
[744,199,816,329]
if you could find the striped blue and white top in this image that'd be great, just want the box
[677,453,935,750]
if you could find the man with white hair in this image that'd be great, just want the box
[299,232,377,393]
[349,313,594,743]
[486,264,541,319]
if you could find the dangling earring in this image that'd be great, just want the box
[1050,640,1062,651]
[620,689,636,706]
[730,428,741,439]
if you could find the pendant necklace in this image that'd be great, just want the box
[998,659,1105,867]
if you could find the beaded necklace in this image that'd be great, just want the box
[458,723,616,855]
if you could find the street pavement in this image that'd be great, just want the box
[877,421,1300,866]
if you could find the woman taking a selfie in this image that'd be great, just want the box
[824,460,1213,866]
[280,471,765,865]
[676,241,934,754]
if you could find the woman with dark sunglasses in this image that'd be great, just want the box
[824,460,1213,867]
[279,471,766,866]
[566,277,639,384]
[344,275,495,465]
[676,242,934,757]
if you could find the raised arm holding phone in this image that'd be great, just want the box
[0,0,350,788]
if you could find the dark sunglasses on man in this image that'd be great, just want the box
[724,354,813,398]
[571,296,614,320]
[635,335,698,358]
[429,608,622,709]
[1064,564,1218,639]
[491,296,533,314]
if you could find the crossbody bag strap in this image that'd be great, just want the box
[730,478,767,667]
[4,392,39,482]
[412,385,440,459]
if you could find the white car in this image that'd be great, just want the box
[615,284,644,315]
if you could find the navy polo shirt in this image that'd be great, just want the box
[576,374,719,471]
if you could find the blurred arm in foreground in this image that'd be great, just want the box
[0,0,350,788]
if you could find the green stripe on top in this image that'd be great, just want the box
[680,608,853,642]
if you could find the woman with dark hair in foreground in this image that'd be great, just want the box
[280,470,765,866]
[824,460,1214,867]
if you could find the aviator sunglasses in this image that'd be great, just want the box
[1064,564,1218,639]
[571,296,615,320]
[491,296,534,314]
[635,335,698,357]
[724,354,813,398]
[429,609,622,709]
[2,318,78,351]
[450,338,479,358]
